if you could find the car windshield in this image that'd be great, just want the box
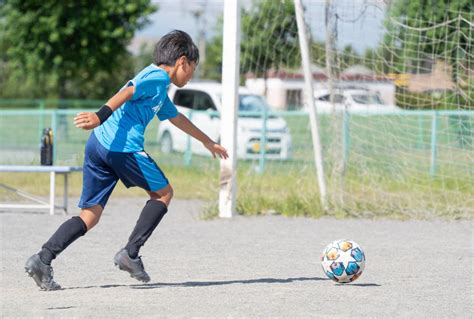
[352,93,383,105]
[217,94,270,112]
[316,93,344,103]
[239,95,270,112]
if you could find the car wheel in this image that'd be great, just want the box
[160,131,173,153]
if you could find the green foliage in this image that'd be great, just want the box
[394,88,455,109]
[339,45,362,70]
[0,0,157,99]
[311,41,326,67]
[134,42,155,73]
[395,81,474,110]
[240,0,300,76]
[384,0,473,75]
[201,17,224,81]
[362,47,377,72]
[201,0,368,81]
[202,0,301,80]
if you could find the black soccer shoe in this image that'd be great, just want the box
[25,254,61,291]
[113,248,151,283]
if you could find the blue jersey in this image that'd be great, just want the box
[94,64,178,152]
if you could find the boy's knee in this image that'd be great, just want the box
[79,205,103,231]
[161,184,173,206]
[148,184,173,206]
[167,185,174,200]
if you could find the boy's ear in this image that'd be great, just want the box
[177,56,187,66]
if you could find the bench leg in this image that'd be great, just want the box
[50,171,55,215]
[63,173,68,215]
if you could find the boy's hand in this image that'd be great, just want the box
[74,112,101,130]
[204,141,229,159]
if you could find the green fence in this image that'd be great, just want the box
[1,102,473,217]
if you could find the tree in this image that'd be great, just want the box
[339,44,362,70]
[202,0,301,83]
[310,41,326,68]
[362,47,388,74]
[200,17,224,81]
[240,0,300,77]
[383,0,473,109]
[383,0,472,75]
[0,0,157,99]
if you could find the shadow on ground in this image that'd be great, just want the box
[65,276,339,290]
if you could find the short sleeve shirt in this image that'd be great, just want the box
[94,64,178,152]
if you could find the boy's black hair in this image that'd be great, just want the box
[154,30,200,66]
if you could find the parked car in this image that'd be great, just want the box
[158,82,292,160]
[310,88,401,113]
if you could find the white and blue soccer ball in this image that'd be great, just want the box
[321,239,365,283]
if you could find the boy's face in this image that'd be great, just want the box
[173,57,196,87]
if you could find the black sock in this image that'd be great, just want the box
[125,200,168,259]
[38,216,87,265]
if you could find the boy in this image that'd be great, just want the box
[25,30,228,290]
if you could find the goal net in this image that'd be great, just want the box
[236,0,473,218]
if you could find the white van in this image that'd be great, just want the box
[158,82,292,160]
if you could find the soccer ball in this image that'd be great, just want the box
[321,239,365,283]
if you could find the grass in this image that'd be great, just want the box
[0,110,473,220]
[1,160,471,220]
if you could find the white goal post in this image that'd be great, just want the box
[294,0,328,211]
[218,0,329,217]
[218,0,240,218]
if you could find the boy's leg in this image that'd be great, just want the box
[25,132,117,290]
[125,185,173,258]
[111,151,172,282]
[79,205,104,230]
[38,205,103,265]
[114,185,173,283]
[25,206,102,291]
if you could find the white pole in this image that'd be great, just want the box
[219,0,240,218]
[294,0,329,211]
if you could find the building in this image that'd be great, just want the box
[245,64,396,110]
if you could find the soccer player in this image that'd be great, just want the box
[25,30,228,290]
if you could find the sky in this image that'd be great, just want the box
[136,0,388,54]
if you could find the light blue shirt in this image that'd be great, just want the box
[94,64,178,152]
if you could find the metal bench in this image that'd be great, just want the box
[0,165,82,215]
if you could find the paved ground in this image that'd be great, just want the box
[0,197,472,318]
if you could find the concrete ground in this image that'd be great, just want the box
[1,197,472,318]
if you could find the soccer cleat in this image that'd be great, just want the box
[25,254,61,291]
[113,248,150,283]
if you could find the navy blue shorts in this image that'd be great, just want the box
[78,132,169,209]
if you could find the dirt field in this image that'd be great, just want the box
[1,197,472,318]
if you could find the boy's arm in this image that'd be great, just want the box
[169,113,228,159]
[74,86,134,130]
